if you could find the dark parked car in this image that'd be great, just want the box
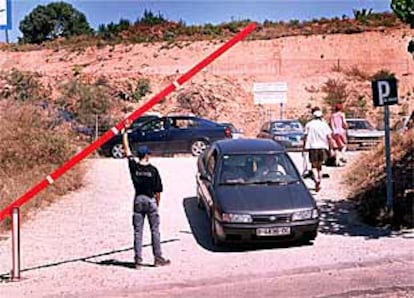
[219,122,244,139]
[346,118,384,150]
[196,139,319,245]
[257,120,304,150]
[101,115,232,158]
[130,114,160,129]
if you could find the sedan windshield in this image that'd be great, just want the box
[348,120,375,130]
[220,153,300,185]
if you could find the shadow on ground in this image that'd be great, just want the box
[0,239,179,280]
[84,259,154,269]
[183,197,313,253]
[318,199,413,239]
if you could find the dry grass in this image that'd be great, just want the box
[346,130,414,227]
[0,103,84,231]
[344,66,371,81]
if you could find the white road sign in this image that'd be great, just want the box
[0,0,11,30]
[253,82,287,105]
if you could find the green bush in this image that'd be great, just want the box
[1,68,51,103]
[370,69,397,81]
[131,79,151,102]
[59,80,112,128]
[321,78,349,108]
[136,9,168,26]
[289,19,300,26]
[353,8,373,24]
[202,24,223,36]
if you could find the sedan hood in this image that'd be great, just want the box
[215,182,315,214]
[348,129,384,138]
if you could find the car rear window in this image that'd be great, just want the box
[198,118,221,127]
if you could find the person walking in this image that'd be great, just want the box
[330,103,348,166]
[122,120,170,269]
[303,107,334,192]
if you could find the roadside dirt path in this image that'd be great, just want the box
[0,153,413,297]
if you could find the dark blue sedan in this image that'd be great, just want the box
[257,120,304,150]
[196,139,319,245]
[101,115,232,158]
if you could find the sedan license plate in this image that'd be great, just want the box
[256,227,291,236]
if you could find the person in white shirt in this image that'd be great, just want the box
[303,107,333,192]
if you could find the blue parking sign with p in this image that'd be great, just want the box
[372,79,398,107]
[0,0,11,30]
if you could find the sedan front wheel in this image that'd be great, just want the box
[111,143,125,159]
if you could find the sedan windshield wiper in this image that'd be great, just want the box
[220,179,246,185]
[245,179,299,185]
[219,181,246,185]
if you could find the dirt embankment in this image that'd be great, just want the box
[1,28,413,135]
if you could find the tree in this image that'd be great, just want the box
[391,0,414,28]
[97,18,131,39]
[19,2,92,44]
[391,0,414,54]
[136,9,167,25]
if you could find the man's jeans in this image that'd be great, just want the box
[133,195,162,262]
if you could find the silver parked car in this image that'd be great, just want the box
[346,118,384,150]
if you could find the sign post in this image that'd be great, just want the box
[372,78,398,216]
[280,102,284,120]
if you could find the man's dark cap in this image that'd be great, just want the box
[137,145,151,158]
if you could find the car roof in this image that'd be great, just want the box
[215,138,285,154]
[270,119,300,123]
[163,115,197,119]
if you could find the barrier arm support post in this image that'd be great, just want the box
[11,207,20,281]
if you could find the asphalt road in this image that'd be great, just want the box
[0,152,413,297]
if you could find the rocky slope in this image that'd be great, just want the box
[1,27,413,135]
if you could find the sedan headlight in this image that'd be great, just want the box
[222,213,253,223]
[292,208,319,221]
[273,136,289,141]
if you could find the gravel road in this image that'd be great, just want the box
[0,152,413,297]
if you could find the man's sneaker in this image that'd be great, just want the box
[154,257,171,267]
[135,258,143,269]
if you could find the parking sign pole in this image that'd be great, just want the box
[384,105,394,215]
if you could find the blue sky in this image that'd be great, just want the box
[1,0,392,42]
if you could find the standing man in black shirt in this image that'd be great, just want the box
[122,120,170,268]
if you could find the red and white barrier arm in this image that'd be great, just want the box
[0,22,257,222]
